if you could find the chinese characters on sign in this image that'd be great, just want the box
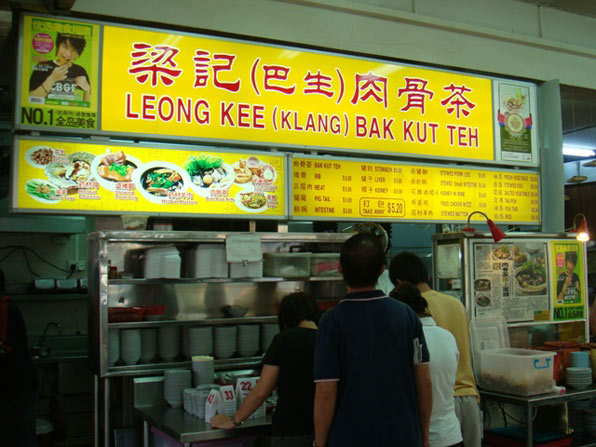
[101,25,494,161]
[290,156,540,224]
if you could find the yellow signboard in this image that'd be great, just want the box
[101,24,494,161]
[13,138,285,218]
[291,156,539,223]
[18,15,100,130]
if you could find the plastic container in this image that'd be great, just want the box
[144,246,181,279]
[229,261,263,278]
[186,244,228,278]
[479,348,555,396]
[310,253,340,277]
[263,253,311,278]
[108,307,145,323]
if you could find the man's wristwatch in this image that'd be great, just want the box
[232,414,244,427]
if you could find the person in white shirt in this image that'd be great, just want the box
[391,283,463,447]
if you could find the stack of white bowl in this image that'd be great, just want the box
[108,329,120,366]
[191,355,214,386]
[141,328,157,363]
[214,326,237,359]
[261,324,280,353]
[158,326,181,362]
[163,369,191,407]
[120,329,142,365]
[188,327,213,356]
[567,367,593,390]
[237,325,260,357]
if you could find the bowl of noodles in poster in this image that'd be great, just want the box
[515,256,547,295]
[132,161,191,204]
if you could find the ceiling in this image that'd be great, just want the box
[518,0,596,18]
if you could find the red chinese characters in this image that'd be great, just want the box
[193,50,241,92]
[351,72,388,108]
[440,83,476,118]
[129,43,182,87]
[397,78,434,114]
[263,64,296,95]
[303,70,334,98]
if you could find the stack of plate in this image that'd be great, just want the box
[188,327,213,356]
[261,324,280,353]
[191,355,214,386]
[566,367,593,390]
[183,388,202,417]
[585,409,596,436]
[158,326,181,362]
[163,369,191,407]
[237,325,260,357]
[141,328,157,363]
[214,326,237,359]
[108,329,120,366]
[120,329,142,365]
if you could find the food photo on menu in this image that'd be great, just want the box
[21,142,282,215]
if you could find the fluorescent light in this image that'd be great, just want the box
[563,146,595,157]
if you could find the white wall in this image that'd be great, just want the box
[73,0,596,89]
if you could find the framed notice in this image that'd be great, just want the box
[11,136,286,219]
[290,154,540,224]
[493,80,538,166]
[17,15,100,131]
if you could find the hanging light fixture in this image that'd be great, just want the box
[567,161,588,183]
[462,211,506,243]
[572,213,590,242]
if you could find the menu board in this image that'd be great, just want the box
[290,156,540,224]
[551,241,585,321]
[472,241,549,323]
[12,137,285,218]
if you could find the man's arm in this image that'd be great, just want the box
[414,363,432,447]
[314,380,337,447]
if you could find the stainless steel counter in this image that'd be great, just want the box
[135,405,271,446]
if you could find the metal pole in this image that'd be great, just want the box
[94,375,99,447]
[143,420,149,447]
[104,377,110,447]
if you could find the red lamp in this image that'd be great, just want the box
[462,211,506,243]
[573,214,590,242]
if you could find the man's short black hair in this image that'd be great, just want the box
[389,251,429,286]
[0,268,5,294]
[278,292,319,331]
[56,33,86,56]
[340,232,385,288]
[565,251,578,267]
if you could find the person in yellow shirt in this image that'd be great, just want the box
[389,252,481,447]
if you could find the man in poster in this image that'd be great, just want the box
[29,33,90,103]
[557,251,581,303]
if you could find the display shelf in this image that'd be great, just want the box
[108,276,342,285]
[107,355,265,376]
[11,293,88,301]
[107,315,278,329]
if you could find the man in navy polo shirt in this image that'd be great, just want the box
[314,233,432,447]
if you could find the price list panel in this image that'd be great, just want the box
[290,156,540,224]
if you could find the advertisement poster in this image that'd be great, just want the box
[18,16,100,130]
[472,241,549,322]
[291,155,540,224]
[495,82,534,163]
[13,138,285,218]
[551,241,585,321]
